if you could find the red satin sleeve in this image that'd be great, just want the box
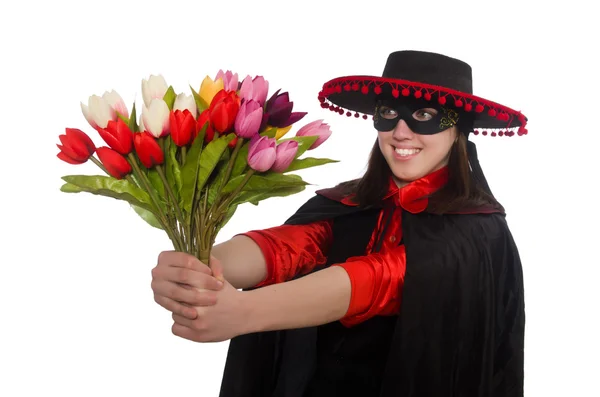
[333,245,407,327]
[237,219,333,287]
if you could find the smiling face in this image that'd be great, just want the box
[375,101,458,186]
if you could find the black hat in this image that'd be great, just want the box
[318,50,528,137]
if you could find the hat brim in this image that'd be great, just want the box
[318,75,528,137]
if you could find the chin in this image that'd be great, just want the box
[391,168,425,184]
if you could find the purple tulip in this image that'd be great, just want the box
[247,135,276,172]
[271,140,299,173]
[239,75,269,106]
[295,119,332,149]
[215,69,239,92]
[265,89,307,128]
[234,99,263,138]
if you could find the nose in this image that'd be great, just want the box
[391,119,415,140]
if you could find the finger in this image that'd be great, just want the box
[154,294,198,320]
[209,255,225,283]
[153,266,222,290]
[152,280,218,306]
[172,323,203,343]
[172,312,197,328]
[158,251,211,273]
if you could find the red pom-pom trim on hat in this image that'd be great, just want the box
[318,76,528,138]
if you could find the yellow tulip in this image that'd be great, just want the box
[275,125,293,139]
[199,76,224,106]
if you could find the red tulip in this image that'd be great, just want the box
[96,147,132,179]
[209,90,240,133]
[169,109,195,146]
[197,109,215,143]
[56,128,96,164]
[134,132,164,168]
[96,118,133,155]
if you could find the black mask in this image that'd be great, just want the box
[373,99,460,135]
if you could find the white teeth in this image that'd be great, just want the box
[395,148,421,156]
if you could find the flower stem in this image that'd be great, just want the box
[127,153,183,251]
[221,169,256,211]
[181,146,187,166]
[205,137,244,226]
[90,156,108,174]
[155,164,187,246]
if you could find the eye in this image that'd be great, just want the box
[378,106,398,119]
[412,108,438,121]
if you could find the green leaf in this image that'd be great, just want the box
[128,102,139,132]
[190,85,209,113]
[165,138,182,198]
[163,86,177,110]
[284,157,339,172]
[180,126,207,213]
[131,204,163,229]
[117,112,129,125]
[60,175,154,211]
[260,127,278,139]
[206,154,231,207]
[231,184,306,206]
[222,172,308,194]
[231,140,249,178]
[278,135,319,159]
[197,134,236,194]
[147,169,166,201]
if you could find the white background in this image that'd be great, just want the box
[1,0,598,396]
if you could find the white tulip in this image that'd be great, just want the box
[102,90,129,119]
[142,74,168,108]
[80,94,115,129]
[138,113,146,132]
[173,93,197,115]
[142,98,170,138]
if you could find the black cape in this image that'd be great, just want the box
[218,190,525,396]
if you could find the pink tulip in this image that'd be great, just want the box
[215,70,239,92]
[271,140,298,173]
[247,135,276,172]
[239,75,269,106]
[295,119,332,149]
[234,100,263,138]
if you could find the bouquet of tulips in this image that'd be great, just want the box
[57,71,336,264]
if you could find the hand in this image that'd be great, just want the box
[151,251,225,320]
[171,278,249,343]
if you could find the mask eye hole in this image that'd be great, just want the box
[378,105,398,119]
[412,108,438,121]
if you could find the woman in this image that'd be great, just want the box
[151,50,527,397]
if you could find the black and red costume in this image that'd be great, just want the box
[218,166,525,397]
[219,50,527,397]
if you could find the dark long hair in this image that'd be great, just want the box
[334,132,504,214]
